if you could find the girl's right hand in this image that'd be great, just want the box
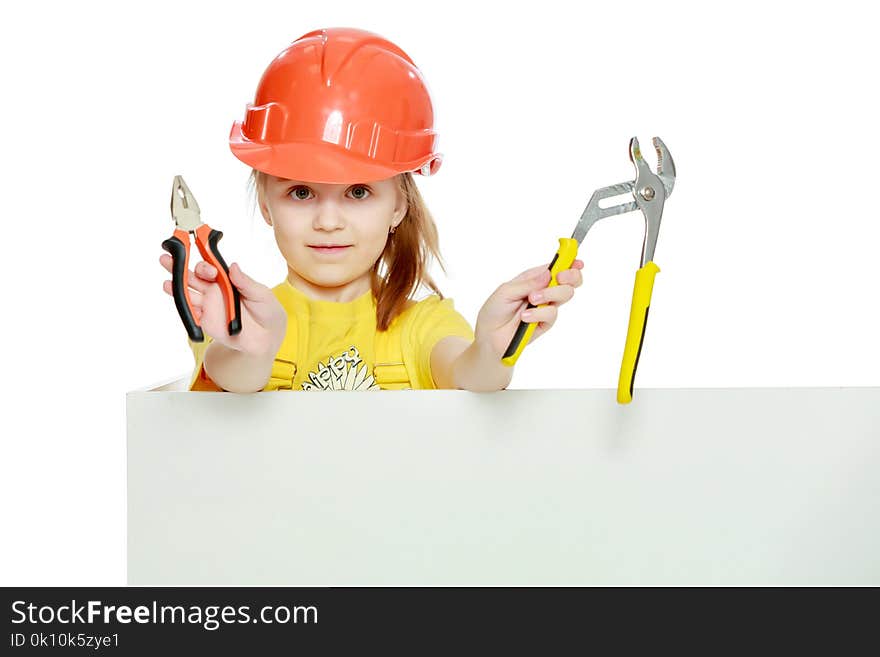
[159,255,288,357]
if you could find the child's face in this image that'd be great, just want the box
[258,175,406,295]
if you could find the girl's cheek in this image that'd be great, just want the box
[269,218,301,240]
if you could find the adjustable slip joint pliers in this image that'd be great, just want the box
[162,175,242,342]
[502,137,676,404]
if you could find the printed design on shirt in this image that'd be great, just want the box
[301,345,380,391]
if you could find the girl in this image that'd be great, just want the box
[159,27,583,393]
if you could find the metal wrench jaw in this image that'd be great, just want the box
[170,174,203,232]
[652,136,676,199]
[629,137,672,266]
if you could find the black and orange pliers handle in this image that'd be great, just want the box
[162,175,241,343]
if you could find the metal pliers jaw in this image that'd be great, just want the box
[162,175,242,342]
[630,136,675,266]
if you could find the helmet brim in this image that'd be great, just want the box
[229,121,438,184]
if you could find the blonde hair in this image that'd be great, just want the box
[249,170,445,331]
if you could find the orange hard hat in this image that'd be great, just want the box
[229,27,443,184]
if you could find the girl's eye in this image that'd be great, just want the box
[288,186,370,200]
[290,186,313,201]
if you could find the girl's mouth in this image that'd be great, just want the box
[308,245,352,255]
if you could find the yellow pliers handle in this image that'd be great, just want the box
[617,261,660,403]
[502,238,579,366]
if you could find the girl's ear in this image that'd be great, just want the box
[391,186,408,229]
[252,170,273,226]
[391,210,406,231]
[258,199,273,227]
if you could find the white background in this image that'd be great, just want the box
[1,0,877,584]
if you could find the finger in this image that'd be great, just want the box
[500,268,551,300]
[509,256,582,287]
[528,284,574,306]
[555,267,583,288]
[193,261,218,281]
[520,304,557,326]
[160,255,212,295]
[163,280,203,308]
[513,256,581,282]
[228,263,272,301]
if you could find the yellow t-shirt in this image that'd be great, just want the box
[188,280,474,391]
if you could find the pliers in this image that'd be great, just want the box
[502,136,676,404]
[162,175,242,342]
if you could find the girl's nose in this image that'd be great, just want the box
[312,205,345,231]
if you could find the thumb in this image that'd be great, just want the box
[500,268,550,301]
[228,263,271,300]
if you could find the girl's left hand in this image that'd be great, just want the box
[474,259,584,358]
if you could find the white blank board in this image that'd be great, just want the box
[127,384,880,585]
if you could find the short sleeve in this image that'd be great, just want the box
[406,296,474,389]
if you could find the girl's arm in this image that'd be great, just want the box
[203,340,281,393]
[432,260,584,391]
[432,336,511,391]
